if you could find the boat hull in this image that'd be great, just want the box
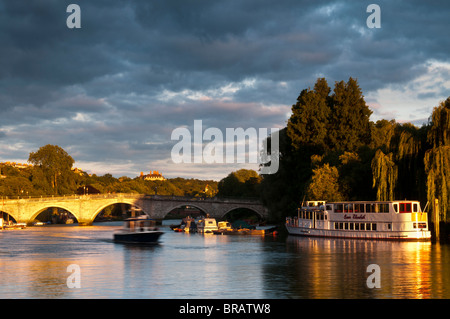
[114,231,163,244]
[286,225,431,241]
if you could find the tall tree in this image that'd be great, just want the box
[28,145,75,195]
[287,78,331,152]
[327,77,372,152]
[260,128,307,221]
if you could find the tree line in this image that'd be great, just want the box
[0,145,218,198]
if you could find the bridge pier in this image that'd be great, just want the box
[78,220,93,226]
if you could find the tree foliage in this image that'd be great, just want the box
[327,78,372,152]
[287,78,331,152]
[1,145,219,198]
[217,169,262,198]
[306,164,343,201]
[424,97,450,222]
[28,144,75,195]
[371,149,397,201]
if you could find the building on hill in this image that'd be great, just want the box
[0,162,33,169]
[72,167,85,176]
[139,170,166,181]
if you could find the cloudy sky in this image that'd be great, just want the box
[0,0,449,180]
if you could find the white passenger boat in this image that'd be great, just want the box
[286,200,431,241]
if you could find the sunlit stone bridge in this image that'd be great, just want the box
[0,194,268,225]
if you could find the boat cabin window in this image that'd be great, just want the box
[379,203,389,213]
[335,204,343,213]
[354,203,364,213]
[400,203,412,213]
[413,203,418,212]
[393,204,398,213]
[316,212,325,220]
[125,219,155,231]
[365,203,376,213]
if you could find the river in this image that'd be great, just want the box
[1,221,449,299]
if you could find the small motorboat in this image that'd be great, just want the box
[196,217,218,234]
[212,221,233,235]
[114,216,163,244]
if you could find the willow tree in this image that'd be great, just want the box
[371,149,397,201]
[424,97,450,222]
[395,124,427,201]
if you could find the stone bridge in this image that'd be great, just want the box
[0,194,268,226]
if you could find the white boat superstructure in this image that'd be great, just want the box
[196,217,218,233]
[286,200,431,241]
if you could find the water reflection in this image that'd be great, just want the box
[276,236,450,298]
[1,225,450,298]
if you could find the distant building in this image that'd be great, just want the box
[139,170,166,181]
[72,167,85,176]
[0,162,33,169]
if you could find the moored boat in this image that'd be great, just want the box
[114,216,163,244]
[3,222,27,230]
[196,217,218,233]
[286,200,431,241]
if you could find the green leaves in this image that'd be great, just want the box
[217,169,262,198]
[28,144,75,194]
[306,164,343,202]
[287,77,372,153]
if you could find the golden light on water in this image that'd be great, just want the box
[286,237,449,299]
[2,225,450,298]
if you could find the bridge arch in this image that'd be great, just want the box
[221,206,264,221]
[31,205,79,224]
[0,209,18,224]
[90,200,147,222]
[162,203,209,219]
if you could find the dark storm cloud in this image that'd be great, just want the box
[0,0,448,178]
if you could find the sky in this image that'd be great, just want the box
[0,0,449,180]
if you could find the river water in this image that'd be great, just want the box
[1,221,449,299]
